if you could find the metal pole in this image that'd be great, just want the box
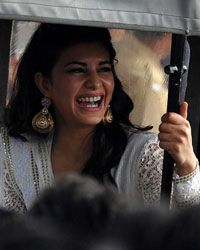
[160,34,187,206]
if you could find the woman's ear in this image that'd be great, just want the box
[34,72,51,96]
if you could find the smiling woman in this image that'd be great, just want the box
[0,23,199,212]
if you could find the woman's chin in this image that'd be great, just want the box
[79,117,103,127]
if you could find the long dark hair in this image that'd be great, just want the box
[6,23,149,182]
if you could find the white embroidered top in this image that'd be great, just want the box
[0,127,200,213]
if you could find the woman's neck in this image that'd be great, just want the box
[51,125,94,178]
[53,124,94,150]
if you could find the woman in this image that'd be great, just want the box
[0,23,199,212]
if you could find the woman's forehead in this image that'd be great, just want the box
[58,42,111,62]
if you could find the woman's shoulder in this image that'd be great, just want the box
[0,127,47,155]
[0,126,51,144]
[123,128,163,168]
[0,127,33,161]
[124,126,158,146]
[0,126,29,144]
[120,126,162,163]
[118,126,159,161]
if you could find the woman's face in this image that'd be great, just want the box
[42,42,114,129]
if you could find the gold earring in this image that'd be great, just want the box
[32,97,54,133]
[103,105,113,124]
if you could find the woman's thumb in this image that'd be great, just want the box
[180,101,188,119]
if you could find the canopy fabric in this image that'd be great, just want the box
[0,0,199,35]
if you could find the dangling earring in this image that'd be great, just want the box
[103,105,113,124]
[32,97,54,133]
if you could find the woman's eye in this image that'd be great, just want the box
[67,68,84,73]
[99,67,112,72]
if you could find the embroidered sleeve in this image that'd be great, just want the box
[137,135,163,205]
[137,135,200,207]
[0,128,27,213]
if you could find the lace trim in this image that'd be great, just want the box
[137,135,164,205]
[172,196,200,208]
[173,160,199,184]
[31,149,40,197]
[172,164,200,208]
[38,141,51,187]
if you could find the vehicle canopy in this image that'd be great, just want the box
[0,0,199,34]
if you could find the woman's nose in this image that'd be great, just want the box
[84,72,101,89]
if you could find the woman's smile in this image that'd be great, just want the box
[76,94,104,111]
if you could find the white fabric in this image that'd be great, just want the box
[0,127,200,212]
[0,0,200,35]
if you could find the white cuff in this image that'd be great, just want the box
[172,161,200,207]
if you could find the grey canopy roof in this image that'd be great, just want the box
[0,0,199,35]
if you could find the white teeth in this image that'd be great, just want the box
[77,96,102,103]
[87,103,98,107]
[94,96,101,101]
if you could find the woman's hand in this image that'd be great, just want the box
[158,102,197,176]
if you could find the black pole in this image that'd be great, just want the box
[160,34,187,206]
[0,20,12,125]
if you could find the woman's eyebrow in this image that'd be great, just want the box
[64,61,111,67]
[99,61,111,65]
[64,61,87,67]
